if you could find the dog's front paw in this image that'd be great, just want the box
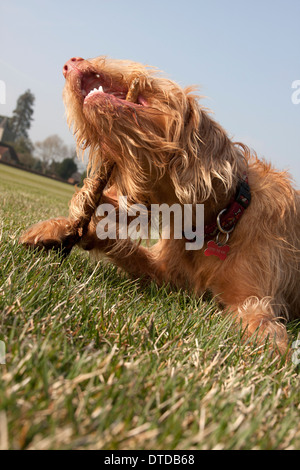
[19,217,79,256]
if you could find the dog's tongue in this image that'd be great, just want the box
[137,96,148,106]
[125,78,148,106]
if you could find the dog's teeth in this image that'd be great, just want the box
[85,86,104,99]
[96,74,100,78]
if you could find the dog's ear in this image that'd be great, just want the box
[168,91,204,204]
[169,90,242,204]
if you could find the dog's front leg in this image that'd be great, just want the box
[19,168,113,256]
[77,199,167,286]
[19,216,78,256]
[82,232,166,285]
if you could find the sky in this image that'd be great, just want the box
[1,0,299,186]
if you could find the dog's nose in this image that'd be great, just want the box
[63,57,84,78]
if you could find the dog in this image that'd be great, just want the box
[20,56,300,355]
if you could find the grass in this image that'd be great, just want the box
[0,163,299,450]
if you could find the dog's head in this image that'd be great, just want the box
[63,56,244,205]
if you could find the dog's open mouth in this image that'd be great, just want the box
[80,72,147,107]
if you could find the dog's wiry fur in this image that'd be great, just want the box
[20,56,300,354]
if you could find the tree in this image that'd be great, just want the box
[13,135,34,154]
[10,90,35,149]
[57,158,78,180]
[35,135,68,174]
[17,151,39,170]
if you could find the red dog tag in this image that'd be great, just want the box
[204,240,230,261]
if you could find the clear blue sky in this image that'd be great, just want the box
[1,0,299,186]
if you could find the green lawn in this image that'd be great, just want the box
[0,163,299,450]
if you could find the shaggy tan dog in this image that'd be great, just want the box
[20,56,300,355]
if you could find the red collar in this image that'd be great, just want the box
[204,175,251,240]
[183,175,251,242]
